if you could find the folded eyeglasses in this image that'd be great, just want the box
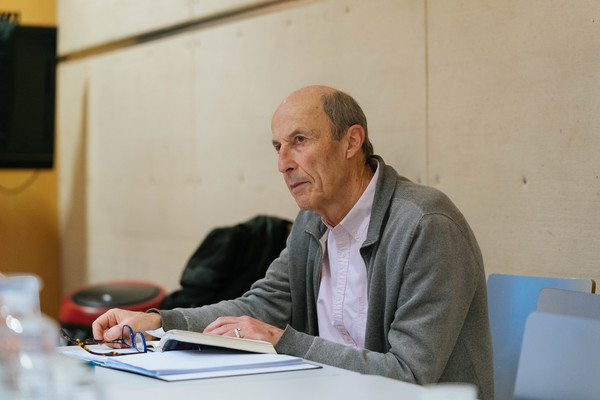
[60,325,147,356]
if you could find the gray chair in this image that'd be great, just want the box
[486,273,595,400]
[513,311,600,400]
[537,287,600,320]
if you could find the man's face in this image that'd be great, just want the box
[271,91,349,217]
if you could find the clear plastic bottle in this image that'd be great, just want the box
[0,275,59,399]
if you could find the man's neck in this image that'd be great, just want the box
[321,160,375,227]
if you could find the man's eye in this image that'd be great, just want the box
[273,144,281,152]
[295,136,305,144]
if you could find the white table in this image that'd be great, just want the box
[57,346,476,400]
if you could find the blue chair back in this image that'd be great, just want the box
[537,287,600,320]
[486,273,594,400]
[513,312,600,400]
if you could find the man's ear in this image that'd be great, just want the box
[346,125,365,159]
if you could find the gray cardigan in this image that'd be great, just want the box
[156,156,494,400]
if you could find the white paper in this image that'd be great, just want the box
[145,327,165,338]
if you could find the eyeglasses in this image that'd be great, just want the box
[60,325,147,356]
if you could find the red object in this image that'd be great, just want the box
[59,280,167,326]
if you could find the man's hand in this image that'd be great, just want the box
[203,316,284,346]
[92,308,162,342]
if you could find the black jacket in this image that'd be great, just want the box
[160,215,292,309]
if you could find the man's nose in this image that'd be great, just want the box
[278,146,295,173]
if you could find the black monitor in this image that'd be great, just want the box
[0,22,57,169]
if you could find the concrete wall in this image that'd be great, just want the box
[57,0,600,296]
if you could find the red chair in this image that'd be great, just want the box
[59,280,166,340]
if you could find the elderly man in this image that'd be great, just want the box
[93,85,493,399]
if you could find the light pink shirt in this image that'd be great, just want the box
[316,162,379,349]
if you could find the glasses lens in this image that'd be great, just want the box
[122,325,134,347]
[133,332,146,352]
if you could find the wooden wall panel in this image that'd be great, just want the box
[57,0,191,53]
[85,35,197,289]
[56,59,90,295]
[57,0,295,54]
[427,0,600,282]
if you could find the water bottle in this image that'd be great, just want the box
[0,274,59,399]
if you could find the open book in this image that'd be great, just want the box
[148,329,277,354]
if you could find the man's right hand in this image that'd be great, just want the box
[92,308,162,342]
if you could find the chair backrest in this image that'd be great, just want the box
[513,312,600,400]
[537,287,600,320]
[486,273,595,400]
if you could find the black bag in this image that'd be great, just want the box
[160,215,292,309]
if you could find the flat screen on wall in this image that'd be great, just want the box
[0,23,57,169]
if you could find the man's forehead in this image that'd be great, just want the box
[271,86,335,134]
[274,94,324,124]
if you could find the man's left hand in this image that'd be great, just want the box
[203,316,284,346]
